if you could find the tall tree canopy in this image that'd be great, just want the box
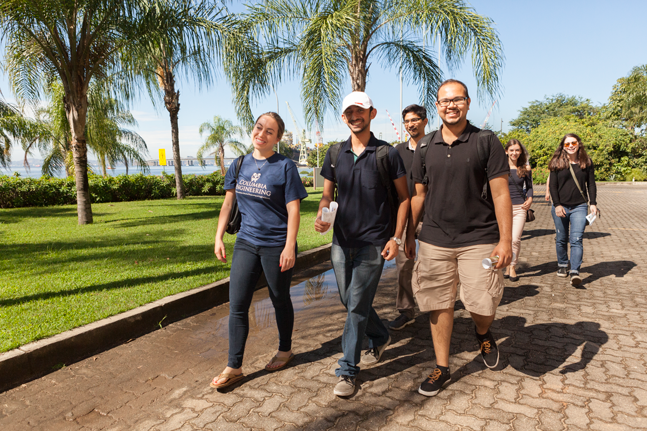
[606,65,647,134]
[509,94,599,134]
[243,0,504,127]
[0,0,225,224]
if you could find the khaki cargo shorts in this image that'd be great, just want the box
[412,242,504,316]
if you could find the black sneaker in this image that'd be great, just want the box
[557,267,568,277]
[418,368,451,397]
[570,273,582,287]
[388,313,415,331]
[476,328,499,368]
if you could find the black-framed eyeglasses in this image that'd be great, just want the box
[437,97,468,107]
[403,118,422,125]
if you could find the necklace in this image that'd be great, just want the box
[253,157,267,171]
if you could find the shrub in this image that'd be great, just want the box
[0,172,226,208]
[532,166,549,185]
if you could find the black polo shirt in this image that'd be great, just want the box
[411,123,509,248]
[395,140,416,199]
[321,133,406,248]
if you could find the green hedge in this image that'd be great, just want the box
[0,172,226,208]
[0,172,317,208]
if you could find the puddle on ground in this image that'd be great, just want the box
[210,259,397,340]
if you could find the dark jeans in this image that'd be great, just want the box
[551,203,587,274]
[227,238,295,369]
[331,244,390,377]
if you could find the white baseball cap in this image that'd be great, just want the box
[342,91,374,114]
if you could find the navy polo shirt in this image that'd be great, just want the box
[410,123,509,248]
[321,133,406,248]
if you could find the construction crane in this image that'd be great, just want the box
[285,101,309,166]
[480,100,497,129]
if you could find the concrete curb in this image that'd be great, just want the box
[0,243,332,393]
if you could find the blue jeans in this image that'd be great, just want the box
[551,203,588,274]
[227,238,295,368]
[331,244,390,377]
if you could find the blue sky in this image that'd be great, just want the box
[3,0,647,162]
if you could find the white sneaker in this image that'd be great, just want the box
[333,375,356,397]
[361,336,391,365]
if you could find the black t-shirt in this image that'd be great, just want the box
[508,168,534,205]
[321,133,406,248]
[410,123,509,248]
[549,163,597,207]
[395,140,416,199]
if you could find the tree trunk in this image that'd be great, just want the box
[65,95,93,224]
[219,144,226,176]
[100,154,107,177]
[349,51,368,91]
[163,68,185,199]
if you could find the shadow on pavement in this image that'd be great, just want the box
[453,316,608,379]
[581,260,637,286]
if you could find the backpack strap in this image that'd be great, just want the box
[328,142,344,200]
[416,131,436,186]
[375,143,398,237]
[476,130,493,199]
[234,155,244,180]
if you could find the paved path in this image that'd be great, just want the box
[2,184,647,430]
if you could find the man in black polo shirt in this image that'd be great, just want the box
[408,79,512,397]
[388,104,429,331]
[314,91,409,397]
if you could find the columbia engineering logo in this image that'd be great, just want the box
[251,173,261,182]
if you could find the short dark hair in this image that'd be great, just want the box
[402,104,427,120]
[436,79,470,100]
[255,112,285,140]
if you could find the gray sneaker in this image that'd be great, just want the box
[361,335,391,365]
[388,313,415,331]
[557,267,568,277]
[333,375,356,397]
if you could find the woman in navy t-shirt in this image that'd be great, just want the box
[210,112,308,389]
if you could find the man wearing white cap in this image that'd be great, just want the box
[315,91,410,397]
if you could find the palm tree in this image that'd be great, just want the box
[0,0,217,224]
[197,116,245,174]
[244,0,504,127]
[135,1,264,199]
[0,98,50,170]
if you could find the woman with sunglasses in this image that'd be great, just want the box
[504,139,533,282]
[210,112,308,389]
[548,133,598,287]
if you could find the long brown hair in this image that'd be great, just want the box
[505,139,529,177]
[548,133,592,171]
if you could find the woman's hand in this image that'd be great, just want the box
[521,197,533,211]
[590,205,598,216]
[279,244,296,272]
[555,205,566,218]
[214,238,227,263]
[544,191,551,201]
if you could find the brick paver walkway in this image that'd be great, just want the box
[2,184,647,430]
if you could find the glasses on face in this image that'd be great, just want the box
[564,142,578,148]
[437,97,468,107]
[403,118,422,125]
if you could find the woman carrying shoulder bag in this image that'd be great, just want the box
[211,112,308,389]
[548,133,598,287]
[504,139,533,282]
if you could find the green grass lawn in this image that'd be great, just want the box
[0,188,330,352]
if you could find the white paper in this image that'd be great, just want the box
[586,213,596,225]
[320,201,338,235]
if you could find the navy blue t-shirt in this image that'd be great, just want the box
[224,153,308,247]
[321,133,406,248]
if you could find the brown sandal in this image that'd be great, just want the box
[264,353,295,371]
[210,372,245,389]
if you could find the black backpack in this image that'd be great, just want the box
[328,142,399,237]
[417,129,494,199]
[225,155,245,235]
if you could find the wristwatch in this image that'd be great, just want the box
[390,236,402,246]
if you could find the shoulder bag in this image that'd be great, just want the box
[225,156,244,235]
[568,164,598,226]
[511,172,535,222]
